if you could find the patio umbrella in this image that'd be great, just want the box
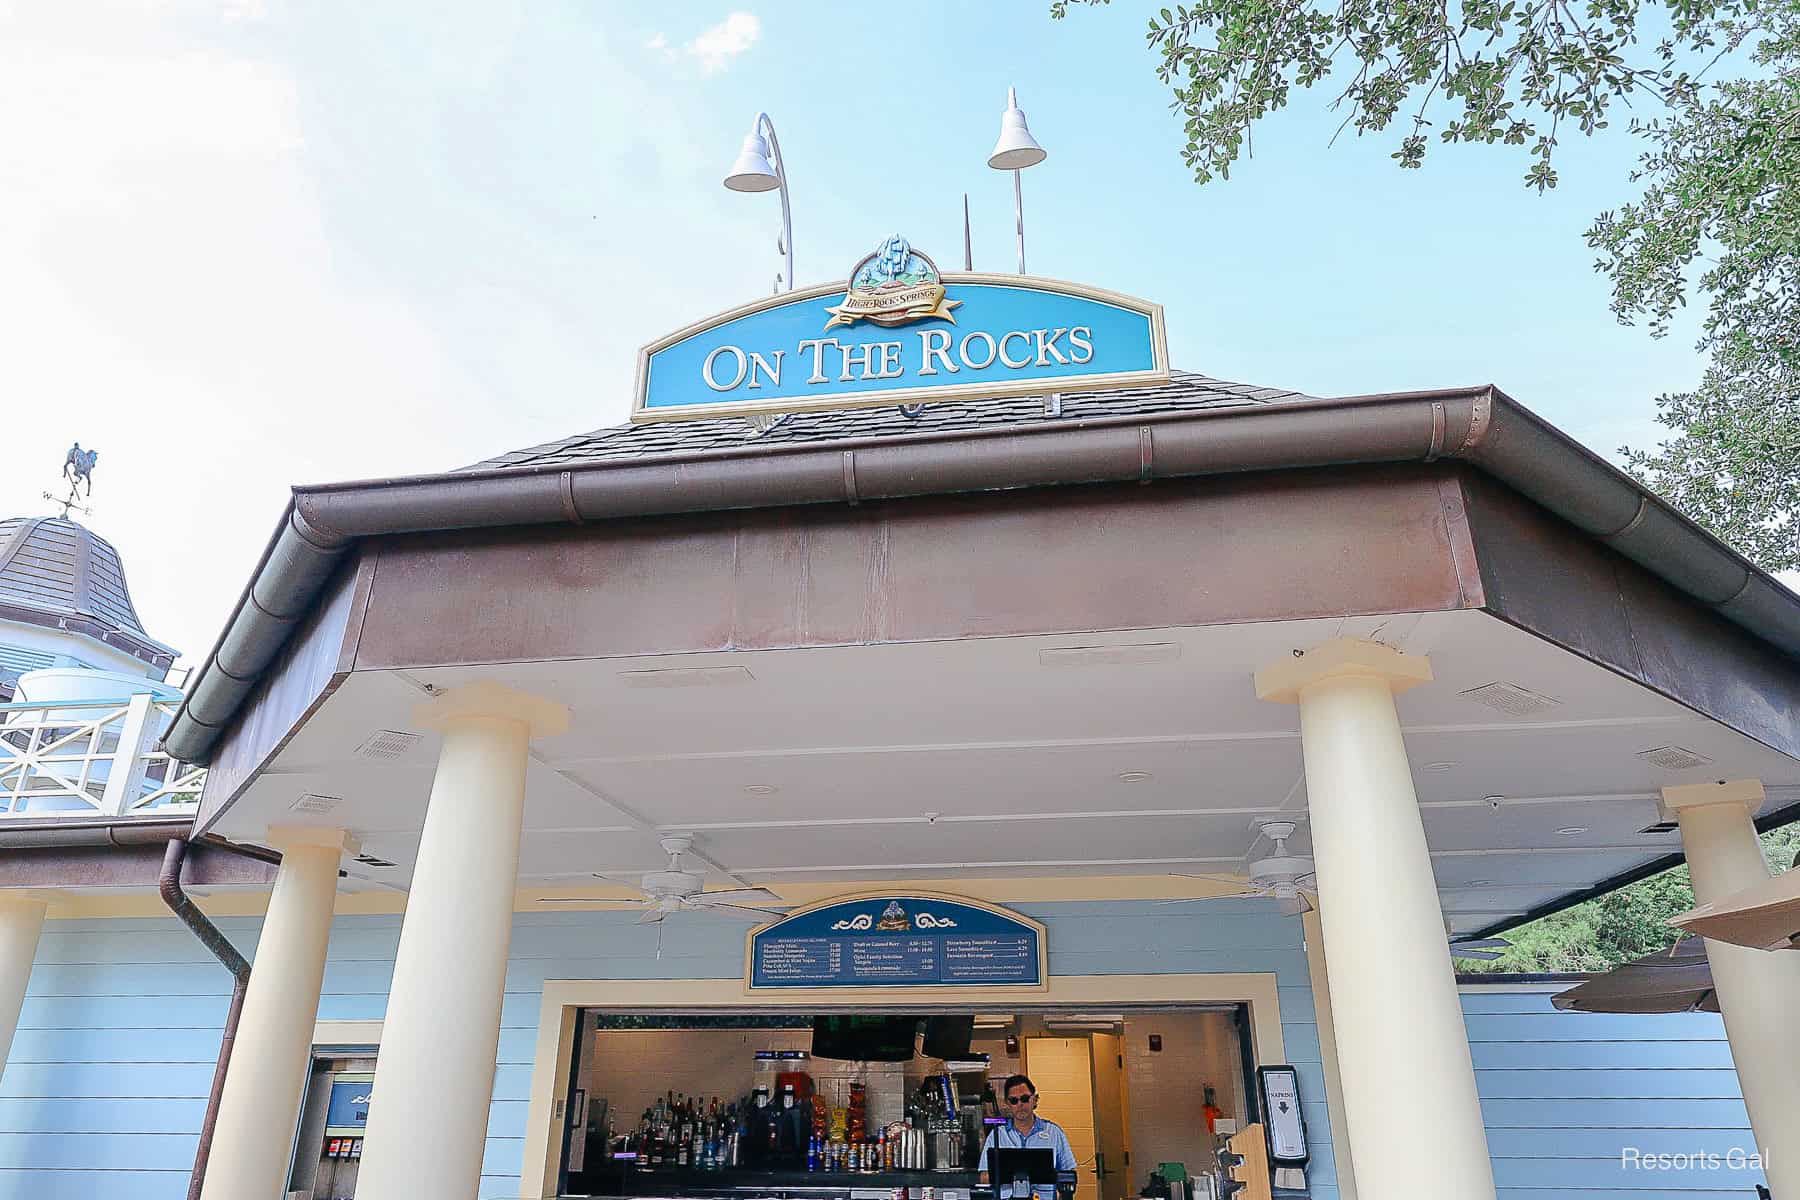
[1671,869,1800,952]
[1550,937,1719,1014]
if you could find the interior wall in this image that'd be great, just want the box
[1120,1012,1245,1188]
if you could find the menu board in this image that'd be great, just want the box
[749,896,1044,989]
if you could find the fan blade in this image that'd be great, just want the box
[637,908,666,924]
[1167,873,1250,886]
[692,887,785,906]
[1277,893,1312,917]
[1451,937,1511,951]
[689,901,786,921]
[1451,947,1505,961]
[1158,888,1257,906]
[536,897,650,906]
[593,872,648,888]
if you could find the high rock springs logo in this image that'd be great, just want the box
[823,235,961,330]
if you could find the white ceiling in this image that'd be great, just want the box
[210,609,1800,934]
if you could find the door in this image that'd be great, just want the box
[1089,1032,1130,1200]
[1022,1037,1098,1200]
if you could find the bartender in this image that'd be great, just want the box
[980,1075,1076,1200]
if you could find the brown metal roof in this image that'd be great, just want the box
[465,371,1313,470]
[166,380,1800,775]
[0,516,176,669]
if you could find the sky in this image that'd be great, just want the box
[1,1,1738,667]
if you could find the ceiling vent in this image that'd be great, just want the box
[290,793,343,815]
[352,852,397,868]
[1637,745,1714,770]
[1458,681,1561,718]
[620,665,754,688]
[1639,819,1681,835]
[1038,642,1180,668]
[353,730,423,761]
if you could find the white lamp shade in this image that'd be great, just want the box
[724,131,780,192]
[988,89,1046,171]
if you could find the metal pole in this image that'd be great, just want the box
[760,115,794,292]
[1013,168,1025,274]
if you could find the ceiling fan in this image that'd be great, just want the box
[1165,819,1319,916]
[1446,929,1512,961]
[537,834,788,924]
[1165,820,1516,960]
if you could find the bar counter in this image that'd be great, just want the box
[575,1165,986,1199]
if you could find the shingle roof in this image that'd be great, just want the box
[465,370,1317,472]
[0,516,175,664]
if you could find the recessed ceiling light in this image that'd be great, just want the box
[1556,826,1589,836]
[353,730,422,760]
[1637,745,1714,770]
[742,784,778,795]
[1459,681,1562,717]
[1117,771,1153,783]
[1423,761,1457,772]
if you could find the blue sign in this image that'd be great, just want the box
[634,236,1167,422]
[324,1074,374,1136]
[749,895,1045,989]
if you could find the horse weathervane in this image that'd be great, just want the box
[44,443,98,519]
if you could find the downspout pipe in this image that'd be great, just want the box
[159,838,252,1200]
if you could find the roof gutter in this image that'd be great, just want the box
[0,818,199,850]
[163,385,1800,765]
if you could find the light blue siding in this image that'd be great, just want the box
[0,899,1335,1200]
[1460,985,1767,1195]
[6,903,1759,1199]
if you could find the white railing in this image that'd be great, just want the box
[0,695,204,818]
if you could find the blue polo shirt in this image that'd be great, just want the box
[981,1117,1077,1200]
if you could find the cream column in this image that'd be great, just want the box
[1663,779,1800,1194]
[356,682,568,1200]
[1299,908,1358,1200]
[0,894,48,1067]
[200,827,353,1200]
[1257,639,1495,1199]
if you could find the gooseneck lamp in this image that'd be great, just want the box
[986,87,1047,275]
[723,113,794,293]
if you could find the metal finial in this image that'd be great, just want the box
[963,193,973,270]
[44,443,98,519]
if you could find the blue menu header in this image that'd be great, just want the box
[749,895,1044,989]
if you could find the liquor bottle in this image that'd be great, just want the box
[807,1136,819,1172]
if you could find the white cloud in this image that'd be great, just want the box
[0,3,795,670]
[0,20,494,664]
[648,12,760,74]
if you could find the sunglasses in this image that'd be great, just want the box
[1006,1094,1036,1104]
